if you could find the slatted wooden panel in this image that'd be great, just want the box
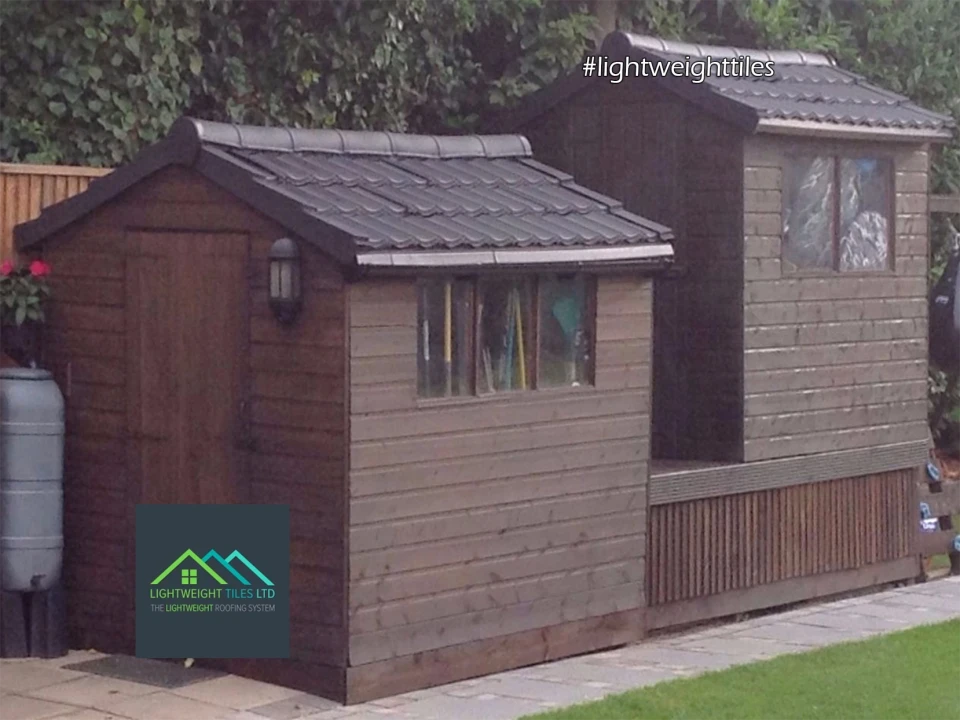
[0,163,111,261]
[648,469,915,606]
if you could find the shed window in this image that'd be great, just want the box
[538,275,593,388]
[416,275,595,398]
[478,277,535,393]
[783,155,892,272]
[417,279,474,398]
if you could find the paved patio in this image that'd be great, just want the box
[2,576,958,720]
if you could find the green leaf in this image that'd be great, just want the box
[48,101,67,117]
[15,305,26,325]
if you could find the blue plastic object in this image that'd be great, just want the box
[926,460,942,483]
[954,535,960,554]
[920,502,932,520]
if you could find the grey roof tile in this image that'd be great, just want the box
[205,126,675,251]
[512,183,605,214]
[262,180,404,215]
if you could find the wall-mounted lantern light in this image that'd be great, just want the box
[269,237,302,325]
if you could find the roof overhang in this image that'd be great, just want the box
[756,118,954,143]
[355,243,675,273]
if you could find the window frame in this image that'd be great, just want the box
[781,152,896,277]
[416,273,597,404]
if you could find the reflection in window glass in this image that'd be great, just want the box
[839,158,891,271]
[477,278,534,393]
[417,279,473,398]
[539,275,592,388]
[783,156,835,271]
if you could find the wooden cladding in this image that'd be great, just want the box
[647,469,915,607]
[347,275,652,666]
[742,137,930,462]
[1,163,111,261]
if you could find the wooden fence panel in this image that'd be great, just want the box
[1,163,111,261]
[648,469,916,613]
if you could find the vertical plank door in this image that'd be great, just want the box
[126,232,250,506]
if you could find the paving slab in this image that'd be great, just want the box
[671,634,801,660]
[104,690,236,720]
[0,662,86,693]
[386,693,544,720]
[294,711,361,720]
[612,645,743,671]
[794,610,910,632]
[25,675,158,711]
[847,601,927,622]
[48,710,132,720]
[248,693,341,719]
[174,675,301,710]
[730,620,868,646]
[878,591,960,612]
[472,676,612,704]
[2,693,79,720]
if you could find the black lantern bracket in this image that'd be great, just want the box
[269,237,303,325]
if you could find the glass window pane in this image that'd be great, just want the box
[417,279,473,398]
[538,275,593,388]
[783,156,835,271]
[839,157,891,271]
[478,277,534,394]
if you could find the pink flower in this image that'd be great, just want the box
[0,260,13,276]
[29,260,50,277]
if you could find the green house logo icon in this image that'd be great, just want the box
[152,549,273,586]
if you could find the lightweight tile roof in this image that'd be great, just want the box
[506,31,955,140]
[16,117,674,271]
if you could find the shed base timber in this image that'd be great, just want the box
[647,556,918,631]
[344,608,643,705]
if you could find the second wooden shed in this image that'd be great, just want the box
[507,31,956,630]
[14,117,674,702]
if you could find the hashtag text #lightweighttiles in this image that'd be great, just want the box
[582,55,776,85]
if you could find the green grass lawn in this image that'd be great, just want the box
[522,620,960,720]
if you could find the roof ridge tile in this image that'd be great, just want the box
[186,118,532,159]
[606,30,836,67]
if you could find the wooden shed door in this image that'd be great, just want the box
[127,231,250,505]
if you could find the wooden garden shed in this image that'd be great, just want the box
[506,31,956,629]
[13,117,675,702]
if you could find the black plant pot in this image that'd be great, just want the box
[1,321,43,368]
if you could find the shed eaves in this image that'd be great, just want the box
[15,117,674,271]
[505,31,955,140]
